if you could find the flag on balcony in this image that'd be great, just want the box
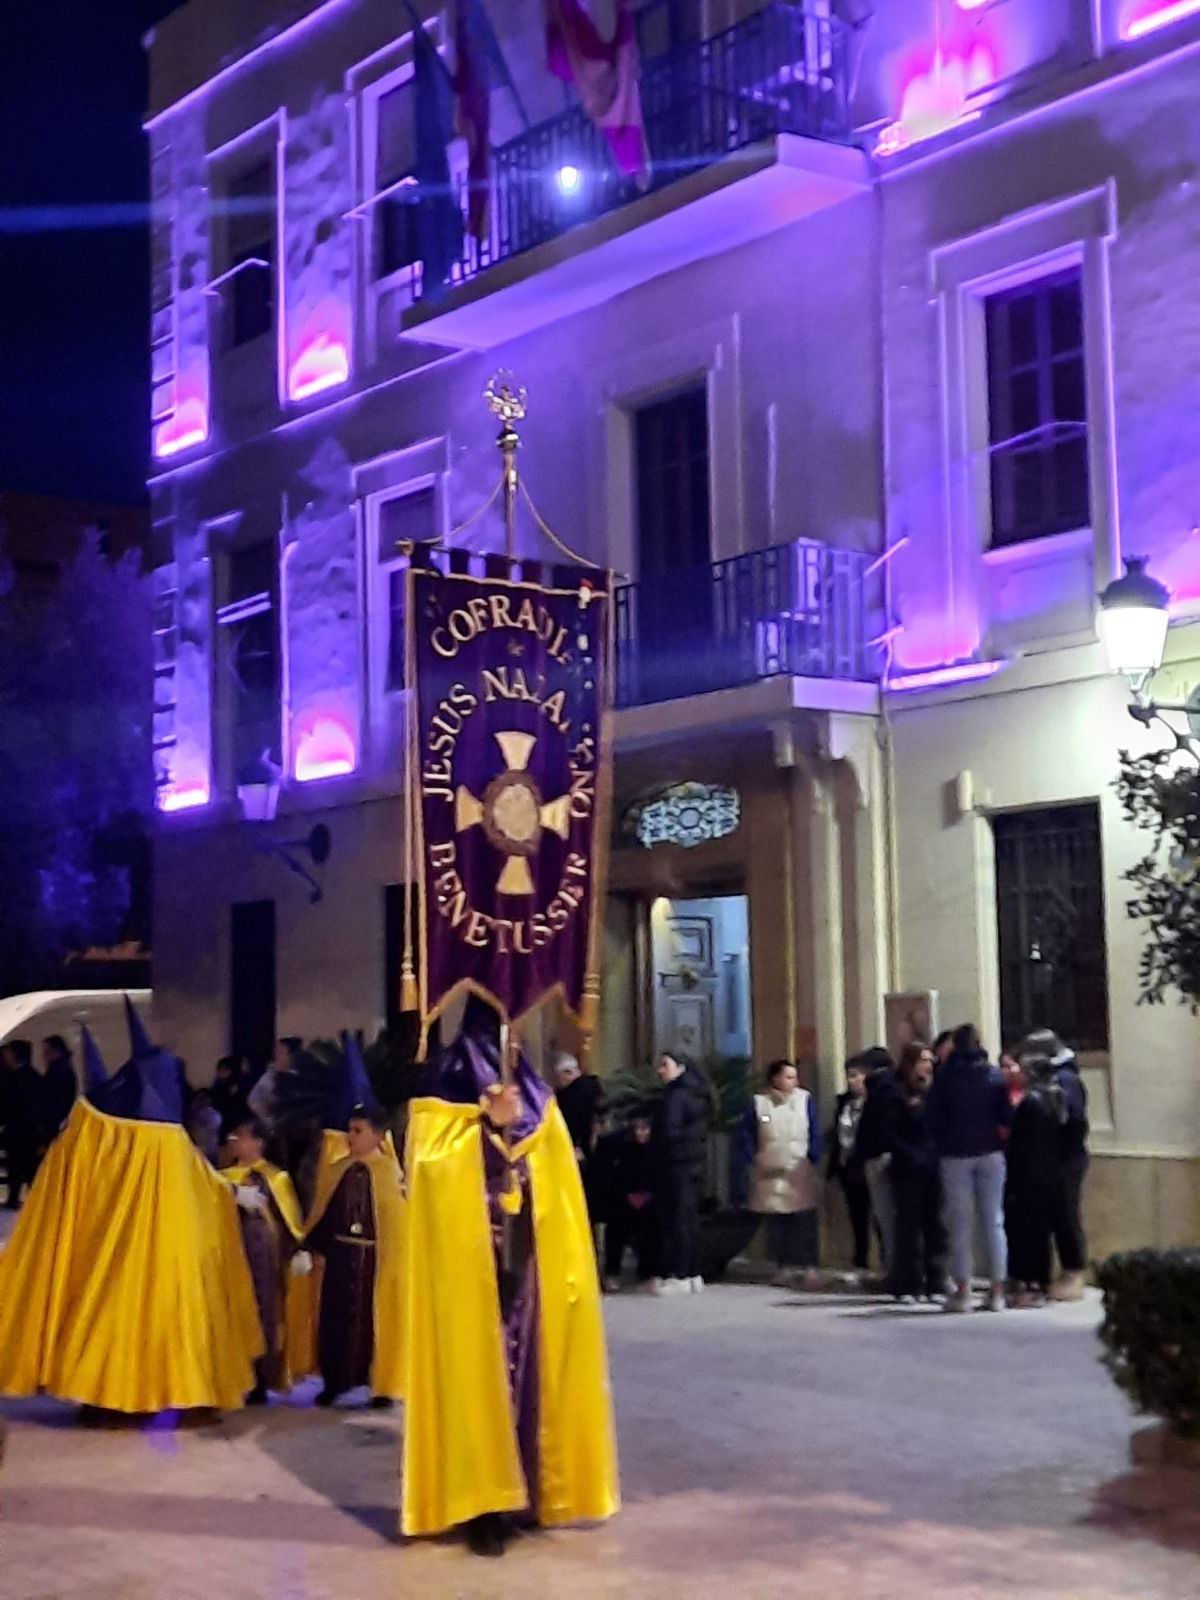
[545,0,651,189]
[451,0,491,240]
[409,5,464,292]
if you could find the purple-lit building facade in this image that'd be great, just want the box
[148,0,1200,1254]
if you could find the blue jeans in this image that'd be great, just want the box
[940,1152,1007,1288]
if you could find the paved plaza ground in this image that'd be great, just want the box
[2,1284,1199,1600]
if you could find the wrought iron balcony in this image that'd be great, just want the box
[418,3,850,303]
[614,540,874,709]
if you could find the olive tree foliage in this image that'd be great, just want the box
[1117,741,1200,1009]
[0,529,153,995]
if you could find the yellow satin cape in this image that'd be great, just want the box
[225,1159,308,1387]
[0,1099,262,1412]
[305,1145,406,1400]
[400,1097,620,1538]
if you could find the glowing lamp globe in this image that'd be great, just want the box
[1098,556,1170,690]
[556,163,583,197]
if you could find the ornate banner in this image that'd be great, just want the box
[406,565,610,1045]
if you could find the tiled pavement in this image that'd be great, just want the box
[2,1286,1199,1599]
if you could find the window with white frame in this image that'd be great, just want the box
[211,152,276,352]
[216,540,281,786]
[376,483,439,691]
[984,266,1089,548]
[372,77,420,284]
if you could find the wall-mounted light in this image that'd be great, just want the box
[288,332,350,403]
[555,163,583,197]
[1124,0,1200,41]
[885,660,1005,693]
[254,823,333,904]
[154,397,209,460]
[158,781,210,813]
[875,43,995,157]
[1098,557,1171,691]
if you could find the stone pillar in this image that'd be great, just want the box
[788,760,846,1112]
[830,717,893,1053]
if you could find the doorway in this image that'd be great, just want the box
[649,893,751,1063]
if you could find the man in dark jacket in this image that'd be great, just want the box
[1021,1027,1089,1300]
[925,1024,1011,1312]
[40,1035,78,1146]
[653,1053,708,1295]
[2,1041,44,1209]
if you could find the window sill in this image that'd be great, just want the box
[982,525,1093,568]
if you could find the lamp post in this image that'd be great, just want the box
[1098,556,1200,745]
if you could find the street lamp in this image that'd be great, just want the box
[1099,555,1200,743]
[1098,556,1170,693]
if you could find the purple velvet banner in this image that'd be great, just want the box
[408,567,609,1039]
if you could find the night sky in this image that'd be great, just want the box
[0,2,184,507]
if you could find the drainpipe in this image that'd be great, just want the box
[279,492,299,786]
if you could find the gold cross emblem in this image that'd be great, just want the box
[455,731,571,896]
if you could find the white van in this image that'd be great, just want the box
[0,990,154,1078]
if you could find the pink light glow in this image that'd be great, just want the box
[153,398,209,460]
[294,715,357,783]
[288,332,350,402]
[875,44,996,156]
[158,781,210,812]
[886,660,1006,693]
[1124,0,1200,39]
[954,0,991,8]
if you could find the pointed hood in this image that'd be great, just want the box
[419,995,550,1142]
[134,1048,185,1124]
[124,994,154,1058]
[326,1031,382,1130]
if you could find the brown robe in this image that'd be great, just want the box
[307,1162,376,1397]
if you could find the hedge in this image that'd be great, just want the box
[1097,1249,1200,1437]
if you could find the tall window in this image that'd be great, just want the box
[635,386,711,576]
[994,803,1109,1052]
[376,484,438,692]
[374,80,419,281]
[230,900,276,1068]
[985,266,1089,548]
[222,158,275,348]
[217,541,281,785]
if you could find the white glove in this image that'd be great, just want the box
[235,1184,268,1214]
[290,1251,313,1278]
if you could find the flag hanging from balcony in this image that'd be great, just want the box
[451,0,528,241]
[404,563,611,1050]
[408,3,463,291]
[545,0,651,189]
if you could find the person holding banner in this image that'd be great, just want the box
[401,996,619,1557]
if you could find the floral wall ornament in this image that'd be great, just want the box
[623,783,741,850]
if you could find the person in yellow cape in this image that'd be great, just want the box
[0,1005,262,1415]
[223,1115,310,1404]
[304,1102,405,1408]
[401,997,620,1558]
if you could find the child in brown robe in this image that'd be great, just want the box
[304,1105,404,1409]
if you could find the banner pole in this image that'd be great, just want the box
[485,371,526,562]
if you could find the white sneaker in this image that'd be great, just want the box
[943,1289,973,1314]
[986,1288,1007,1313]
[689,1275,705,1294]
[653,1277,690,1297]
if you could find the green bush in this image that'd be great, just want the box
[1097,1249,1200,1437]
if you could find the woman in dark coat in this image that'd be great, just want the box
[1005,1053,1065,1306]
[888,1043,945,1301]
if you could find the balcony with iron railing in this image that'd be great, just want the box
[401,3,865,348]
[614,539,875,710]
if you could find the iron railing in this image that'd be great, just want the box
[417,3,850,301]
[614,539,873,708]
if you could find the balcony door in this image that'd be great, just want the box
[634,385,712,702]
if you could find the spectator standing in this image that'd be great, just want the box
[652,1052,708,1295]
[1,1041,44,1209]
[888,1043,945,1302]
[592,1110,659,1292]
[926,1024,1011,1312]
[211,1055,248,1135]
[1005,1053,1065,1307]
[1022,1027,1089,1300]
[827,1056,872,1272]
[39,1035,78,1145]
[187,1088,223,1165]
[853,1047,900,1281]
[743,1060,822,1287]
[554,1053,604,1175]
[246,1036,302,1127]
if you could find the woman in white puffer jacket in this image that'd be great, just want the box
[741,1060,823,1287]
